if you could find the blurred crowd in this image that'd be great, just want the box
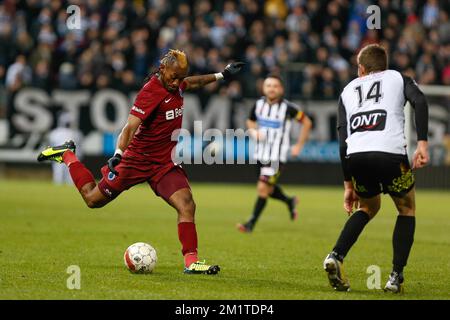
[0,0,449,107]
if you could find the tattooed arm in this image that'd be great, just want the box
[183,74,219,91]
[183,62,244,91]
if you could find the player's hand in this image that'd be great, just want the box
[291,144,303,157]
[222,62,245,80]
[107,153,122,176]
[412,140,429,169]
[249,129,265,141]
[256,131,266,141]
[343,181,359,215]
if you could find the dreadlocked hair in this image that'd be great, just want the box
[160,49,188,69]
[143,49,188,84]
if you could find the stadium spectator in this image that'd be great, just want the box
[31,59,50,90]
[5,54,31,92]
[0,65,5,117]
[0,0,448,100]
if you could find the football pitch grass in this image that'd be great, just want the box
[1,179,449,300]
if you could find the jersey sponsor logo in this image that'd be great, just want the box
[131,105,145,115]
[104,188,112,197]
[164,97,172,103]
[350,109,387,134]
[166,107,183,120]
[256,117,282,129]
[107,172,116,181]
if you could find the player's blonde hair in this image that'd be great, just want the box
[160,49,188,69]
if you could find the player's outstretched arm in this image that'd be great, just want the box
[183,62,244,91]
[107,114,142,175]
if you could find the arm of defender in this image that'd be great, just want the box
[402,75,430,169]
[337,96,351,182]
[403,75,428,142]
[337,96,358,214]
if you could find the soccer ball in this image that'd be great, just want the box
[123,242,157,274]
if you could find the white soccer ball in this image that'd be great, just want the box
[123,242,157,274]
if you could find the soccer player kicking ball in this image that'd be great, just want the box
[323,44,429,292]
[38,49,244,275]
[237,74,312,233]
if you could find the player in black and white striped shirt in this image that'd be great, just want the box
[237,74,312,233]
[323,44,429,293]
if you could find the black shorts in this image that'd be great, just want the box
[348,152,415,198]
[257,161,284,185]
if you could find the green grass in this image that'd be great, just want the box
[0,179,449,300]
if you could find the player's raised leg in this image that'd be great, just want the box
[38,141,111,208]
[270,184,298,221]
[384,188,416,293]
[157,168,220,275]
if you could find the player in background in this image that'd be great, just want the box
[237,75,312,233]
[38,49,244,275]
[323,44,429,293]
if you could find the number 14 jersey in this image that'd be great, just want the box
[338,69,421,156]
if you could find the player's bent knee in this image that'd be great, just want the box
[84,194,108,209]
[392,192,415,216]
[184,198,196,215]
[183,199,195,215]
[359,207,379,219]
[82,186,111,209]
[257,190,270,198]
[257,183,272,198]
[397,205,415,216]
[358,202,380,219]
[86,199,103,209]
[177,200,196,223]
[86,200,97,209]
[398,210,415,216]
[177,195,196,216]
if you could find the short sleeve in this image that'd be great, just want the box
[179,80,187,94]
[248,103,257,121]
[130,83,165,120]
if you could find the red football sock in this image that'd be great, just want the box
[178,222,198,267]
[184,252,198,268]
[62,150,79,167]
[63,151,95,192]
